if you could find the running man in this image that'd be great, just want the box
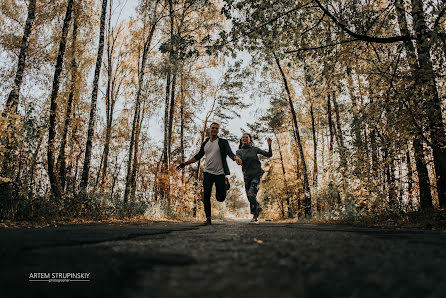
[177,122,241,225]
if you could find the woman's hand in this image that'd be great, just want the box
[267,137,272,146]
[235,156,242,165]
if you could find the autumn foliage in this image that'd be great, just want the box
[0,0,445,222]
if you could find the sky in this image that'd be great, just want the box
[112,0,271,180]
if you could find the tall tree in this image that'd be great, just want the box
[47,0,74,200]
[99,20,128,192]
[410,0,446,207]
[1,0,37,179]
[394,0,433,208]
[3,0,37,115]
[123,0,162,206]
[273,52,311,217]
[57,2,79,191]
[80,0,108,192]
[310,102,317,187]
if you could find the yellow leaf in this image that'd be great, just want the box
[253,238,263,244]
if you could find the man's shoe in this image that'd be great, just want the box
[225,177,230,190]
[249,218,259,224]
[203,218,212,225]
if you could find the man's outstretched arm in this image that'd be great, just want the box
[177,157,197,169]
[178,141,206,170]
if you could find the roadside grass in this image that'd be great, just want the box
[302,208,446,230]
[2,209,445,230]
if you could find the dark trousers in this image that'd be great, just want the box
[203,172,227,219]
[244,175,261,215]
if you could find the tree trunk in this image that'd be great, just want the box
[130,92,147,202]
[111,155,120,197]
[67,105,80,195]
[124,100,139,207]
[395,0,434,207]
[167,73,177,163]
[331,91,347,169]
[93,151,103,191]
[57,4,78,192]
[384,146,397,209]
[100,5,118,192]
[406,150,413,205]
[310,102,318,187]
[413,138,433,209]
[100,72,113,192]
[27,133,43,202]
[4,0,37,115]
[273,129,292,218]
[273,52,311,218]
[80,0,108,192]
[1,0,37,206]
[345,66,362,151]
[346,66,365,184]
[130,108,142,203]
[47,0,74,201]
[123,17,158,205]
[162,72,171,166]
[179,74,185,185]
[370,128,378,178]
[411,0,446,207]
[327,94,334,153]
[162,0,175,167]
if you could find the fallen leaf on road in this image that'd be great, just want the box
[253,238,263,244]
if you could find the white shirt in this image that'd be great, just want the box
[204,138,224,175]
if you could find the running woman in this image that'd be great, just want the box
[236,133,272,223]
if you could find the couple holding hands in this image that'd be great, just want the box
[177,122,272,225]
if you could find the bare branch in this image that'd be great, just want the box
[284,38,358,53]
[313,0,413,43]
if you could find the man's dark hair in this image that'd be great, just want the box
[210,122,220,127]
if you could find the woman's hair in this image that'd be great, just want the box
[239,133,254,149]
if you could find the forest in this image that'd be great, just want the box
[0,0,445,223]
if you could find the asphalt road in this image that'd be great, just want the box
[1,220,445,298]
